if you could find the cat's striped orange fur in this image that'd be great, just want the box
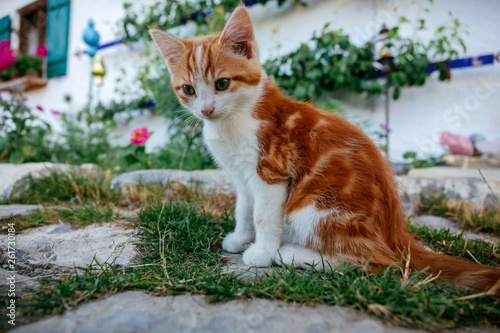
[150,3,500,292]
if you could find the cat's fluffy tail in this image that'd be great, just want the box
[399,233,500,294]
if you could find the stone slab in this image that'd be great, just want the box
[0,205,43,219]
[222,252,276,281]
[0,222,138,272]
[398,167,500,209]
[111,167,500,209]
[111,169,234,193]
[0,268,40,296]
[11,291,432,333]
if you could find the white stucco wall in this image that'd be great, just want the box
[1,0,499,161]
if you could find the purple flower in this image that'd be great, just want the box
[36,105,44,112]
[382,123,391,131]
[51,109,61,116]
[297,67,303,73]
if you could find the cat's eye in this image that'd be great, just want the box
[215,79,230,91]
[182,85,195,95]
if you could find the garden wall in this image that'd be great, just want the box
[1,0,499,161]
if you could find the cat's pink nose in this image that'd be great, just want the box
[201,108,214,117]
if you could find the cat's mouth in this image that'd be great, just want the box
[201,112,223,121]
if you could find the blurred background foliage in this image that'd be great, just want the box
[0,0,466,172]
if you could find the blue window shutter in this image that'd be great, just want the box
[46,0,71,78]
[0,16,11,42]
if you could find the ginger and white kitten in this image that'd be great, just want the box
[150,4,500,292]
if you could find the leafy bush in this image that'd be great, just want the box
[264,12,467,101]
[0,93,53,163]
[121,0,303,42]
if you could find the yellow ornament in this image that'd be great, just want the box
[92,54,106,86]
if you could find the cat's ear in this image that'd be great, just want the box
[149,28,185,72]
[219,4,256,59]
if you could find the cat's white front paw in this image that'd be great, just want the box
[242,244,275,267]
[222,232,253,253]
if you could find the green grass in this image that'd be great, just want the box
[1,205,117,234]
[3,170,118,205]
[55,204,115,225]
[3,171,236,219]
[12,201,499,331]
[419,194,500,236]
[409,223,500,266]
[0,209,57,233]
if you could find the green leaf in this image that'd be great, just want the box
[293,86,308,99]
[392,86,401,100]
[403,151,417,159]
[124,153,140,165]
[388,27,399,39]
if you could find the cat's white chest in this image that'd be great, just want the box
[203,113,261,183]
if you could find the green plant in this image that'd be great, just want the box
[265,27,382,101]
[0,93,53,163]
[51,106,113,167]
[93,96,153,127]
[121,0,304,42]
[264,9,467,101]
[132,55,181,120]
[13,54,42,76]
[402,151,443,172]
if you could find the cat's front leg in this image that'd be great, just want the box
[242,181,287,267]
[222,180,255,253]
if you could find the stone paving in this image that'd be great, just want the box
[1,164,499,332]
[9,292,428,333]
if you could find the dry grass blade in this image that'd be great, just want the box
[368,304,391,316]
[453,278,500,301]
[400,241,412,287]
[478,168,500,206]
[414,271,441,288]
[179,120,200,171]
[156,201,170,280]
[466,249,481,264]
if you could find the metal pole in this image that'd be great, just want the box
[88,63,93,113]
[385,82,390,162]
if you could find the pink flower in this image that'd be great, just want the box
[382,123,391,131]
[36,105,44,111]
[0,49,15,72]
[35,45,48,57]
[297,67,303,73]
[51,109,61,116]
[0,39,10,51]
[130,127,150,145]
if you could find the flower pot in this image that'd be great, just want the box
[26,70,40,78]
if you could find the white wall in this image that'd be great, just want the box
[1,0,499,161]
